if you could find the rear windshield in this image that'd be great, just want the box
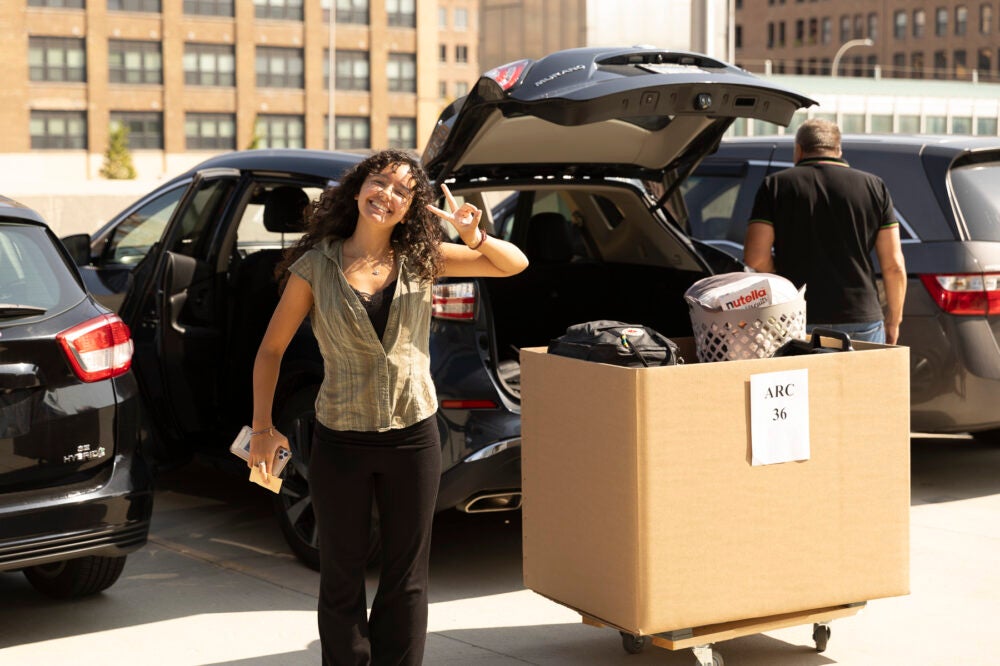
[951,162,1000,241]
[0,222,85,317]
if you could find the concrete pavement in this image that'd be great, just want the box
[1,433,999,665]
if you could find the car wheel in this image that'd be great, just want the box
[271,385,380,571]
[23,555,127,599]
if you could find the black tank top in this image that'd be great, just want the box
[352,279,396,342]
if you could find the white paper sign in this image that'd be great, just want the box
[750,368,810,466]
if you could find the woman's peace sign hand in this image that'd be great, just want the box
[426,183,483,247]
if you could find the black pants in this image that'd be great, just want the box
[309,416,441,666]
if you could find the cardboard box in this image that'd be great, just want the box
[521,338,910,635]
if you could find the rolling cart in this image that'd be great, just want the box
[580,602,865,665]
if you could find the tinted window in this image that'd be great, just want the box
[0,223,84,313]
[106,185,185,265]
[951,162,1000,241]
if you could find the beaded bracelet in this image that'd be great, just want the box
[467,229,488,251]
[250,426,275,437]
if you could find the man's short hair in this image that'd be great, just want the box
[795,119,842,154]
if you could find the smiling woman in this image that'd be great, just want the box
[247,148,527,666]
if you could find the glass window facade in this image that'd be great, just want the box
[108,40,162,84]
[28,36,86,82]
[185,112,236,150]
[184,43,236,87]
[110,111,164,149]
[30,110,87,149]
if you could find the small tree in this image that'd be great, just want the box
[100,122,137,180]
[247,116,264,150]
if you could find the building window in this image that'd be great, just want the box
[254,0,303,20]
[807,17,817,44]
[956,5,968,35]
[108,0,161,11]
[954,49,967,77]
[109,40,162,84]
[255,114,304,148]
[184,0,234,16]
[438,7,447,28]
[335,116,369,149]
[455,81,468,96]
[767,22,775,48]
[439,44,447,63]
[977,117,998,135]
[892,52,905,76]
[839,15,850,42]
[388,117,416,149]
[735,24,743,48]
[387,53,416,92]
[455,45,468,64]
[29,0,84,7]
[30,110,87,149]
[110,111,163,149]
[914,9,926,37]
[386,0,415,28]
[934,50,947,78]
[795,19,804,44]
[438,80,447,98]
[821,17,831,44]
[978,48,992,78]
[28,37,86,82]
[936,7,948,37]
[911,51,924,79]
[778,21,785,47]
[894,11,907,39]
[326,0,367,24]
[256,46,304,88]
[185,112,235,150]
[331,50,369,90]
[867,13,877,40]
[853,13,863,38]
[184,43,235,86]
[454,7,468,30]
[981,4,993,34]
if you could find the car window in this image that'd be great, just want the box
[105,185,185,265]
[235,185,323,256]
[950,162,1000,242]
[679,169,761,246]
[167,177,239,257]
[0,224,84,313]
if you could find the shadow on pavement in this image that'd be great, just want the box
[910,434,1000,504]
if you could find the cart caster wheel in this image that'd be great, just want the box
[813,623,831,652]
[620,631,648,654]
[692,645,724,666]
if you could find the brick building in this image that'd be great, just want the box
[735,0,1000,81]
[1,0,478,183]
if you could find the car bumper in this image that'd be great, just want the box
[0,452,153,571]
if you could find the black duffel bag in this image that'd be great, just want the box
[548,320,682,368]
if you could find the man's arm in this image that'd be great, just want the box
[875,226,907,345]
[743,221,776,273]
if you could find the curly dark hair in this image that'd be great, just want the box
[276,149,444,283]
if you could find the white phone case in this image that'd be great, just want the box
[229,426,291,477]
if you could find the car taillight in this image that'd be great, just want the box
[919,273,1000,315]
[483,59,530,91]
[433,282,476,320]
[57,314,134,382]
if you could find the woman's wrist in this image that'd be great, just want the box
[250,425,275,436]
[466,228,487,251]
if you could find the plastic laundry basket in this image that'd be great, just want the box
[689,297,807,363]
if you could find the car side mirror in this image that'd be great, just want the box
[60,234,92,266]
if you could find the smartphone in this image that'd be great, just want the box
[229,426,292,477]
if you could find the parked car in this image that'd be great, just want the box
[61,47,814,569]
[0,195,151,598]
[677,135,1000,441]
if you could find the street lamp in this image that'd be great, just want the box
[831,38,874,78]
[327,1,336,150]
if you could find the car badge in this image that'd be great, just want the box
[63,444,107,464]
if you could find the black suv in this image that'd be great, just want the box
[680,135,1000,440]
[0,196,151,598]
[62,47,813,568]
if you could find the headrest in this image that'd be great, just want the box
[263,186,309,233]
[525,212,575,263]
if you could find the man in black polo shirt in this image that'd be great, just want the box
[744,119,907,344]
